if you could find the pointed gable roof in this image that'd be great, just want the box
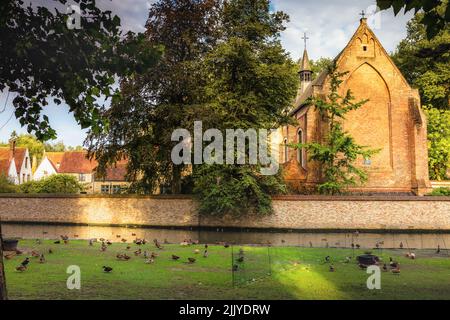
[291,18,411,115]
[0,147,25,174]
[334,18,410,86]
[45,152,65,171]
[299,49,311,72]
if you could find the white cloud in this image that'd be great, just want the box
[273,0,413,61]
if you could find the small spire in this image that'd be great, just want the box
[299,49,311,72]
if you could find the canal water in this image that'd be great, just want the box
[2,223,450,250]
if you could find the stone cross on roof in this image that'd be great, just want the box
[360,10,366,19]
[301,32,309,49]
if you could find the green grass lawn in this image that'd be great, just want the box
[3,239,450,300]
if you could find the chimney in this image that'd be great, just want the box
[9,138,16,157]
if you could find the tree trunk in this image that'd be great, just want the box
[171,165,182,194]
[0,221,8,300]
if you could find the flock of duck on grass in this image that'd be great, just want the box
[4,235,444,276]
[5,233,235,274]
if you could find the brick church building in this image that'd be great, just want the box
[280,18,431,195]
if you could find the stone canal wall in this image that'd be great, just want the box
[1,194,450,231]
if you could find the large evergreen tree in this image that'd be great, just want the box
[193,0,298,215]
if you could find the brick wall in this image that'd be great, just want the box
[1,195,450,231]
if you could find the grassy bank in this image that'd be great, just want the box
[3,240,450,300]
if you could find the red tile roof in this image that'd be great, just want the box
[45,152,65,172]
[0,148,12,161]
[0,159,11,176]
[57,151,98,174]
[13,148,26,173]
[0,147,26,173]
[102,162,128,181]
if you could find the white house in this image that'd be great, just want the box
[0,157,19,184]
[0,140,32,184]
[33,152,61,180]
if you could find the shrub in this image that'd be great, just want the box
[430,187,450,196]
[19,174,83,194]
[0,175,17,193]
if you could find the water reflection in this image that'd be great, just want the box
[2,223,450,250]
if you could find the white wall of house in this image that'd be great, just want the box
[18,149,33,184]
[7,158,19,184]
[33,156,58,181]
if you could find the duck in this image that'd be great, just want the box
[224,243,230,248]
[63,240,69,245]
[145,258,155,264]
[74,235,79,238]
[382,263,388,272]
[237,256,244,263]
[48,249,53,254]
[150,252,158,259]
[102,266,113,273]
[172,255,180,261]
[116,235,121,238]
[406,252,416,260]
[153,239,163,250]
[143,251,149,259]
[232,264,239,272]
[131,233,137,237]
[116,253,124,260]
[54,240,61,244]
[188,258,196,264]
[31,251,40,258]
[106,240,113,246]
[21,257,30,267]
[126,245,131,250]
[99,238,105,242]
[16,265,27,272]
[134,249,142,256]
[60,235,69,241]
[329,265,335,272]
[121,238,127,243]
[325,256,331,263]
[203,250,209,258]
[355,244,361,249]
[194,249,200,254]
[344,257,351,263]
[180,240,190,246]
[39,254,46,264]
[389,257,399,269]
[4,253,16,260]
[391,267,401,275]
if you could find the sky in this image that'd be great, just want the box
[0,0,413,147]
